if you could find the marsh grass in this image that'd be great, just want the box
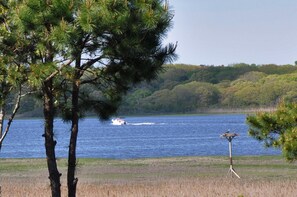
[0,159,46,172]
[1,156,297,196]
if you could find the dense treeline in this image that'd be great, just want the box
[118,63,297,114]
[14,63,297,116]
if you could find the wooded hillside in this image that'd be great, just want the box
[15,63,297,116]
[118,63,297,114]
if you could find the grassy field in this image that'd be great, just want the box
[1,156,297,196]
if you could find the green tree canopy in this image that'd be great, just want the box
[136,81,219,113]
[5,1,176,196]
[0,0,28,150]
[247,101,297,161]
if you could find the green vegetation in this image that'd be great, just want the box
[0,159,47,172]
[1,156,296,180]
[120,63,297,114]
[11,63,297,117]
[247,101,297,162]
[1,1,176,196]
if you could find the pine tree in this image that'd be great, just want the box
[247,101,297,162]
[62,1,176,196]
[7,0,176,196]
[0,0,27,151]
[10,0,74,196]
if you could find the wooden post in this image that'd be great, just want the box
[229,140,233,166]
[221,132,240,179]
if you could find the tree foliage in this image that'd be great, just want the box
[3,0,176,196]
[247,101,297,161]
[0,0,28,150]
[5,63,297,116]
[117,63,297,114]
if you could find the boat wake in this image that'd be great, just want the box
[128,122,155,126]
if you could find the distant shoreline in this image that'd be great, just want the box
[118,107,277,117]
[197,107,276,114]
[12,107,276,119]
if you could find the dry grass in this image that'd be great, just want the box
[2,177,297,197]
[1,156,297,197]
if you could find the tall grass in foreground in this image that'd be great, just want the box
[1,156,297,196]
[1,178,297,197]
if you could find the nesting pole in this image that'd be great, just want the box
[221,131,240,179]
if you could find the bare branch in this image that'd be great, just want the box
[21,90,38,97]
[81,56,103,70]
[45,59,74,82]
[0,86,22,145]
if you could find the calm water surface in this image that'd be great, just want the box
[0,114,280,158]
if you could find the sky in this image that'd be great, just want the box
[165,0,297,66]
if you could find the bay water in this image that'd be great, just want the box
[0,114,280,159]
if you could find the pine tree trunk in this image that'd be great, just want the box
[67,79,80,197]
[43,79,61,197]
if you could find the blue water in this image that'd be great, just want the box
[0,114,280,159]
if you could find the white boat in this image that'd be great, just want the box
[111,118,127,125]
